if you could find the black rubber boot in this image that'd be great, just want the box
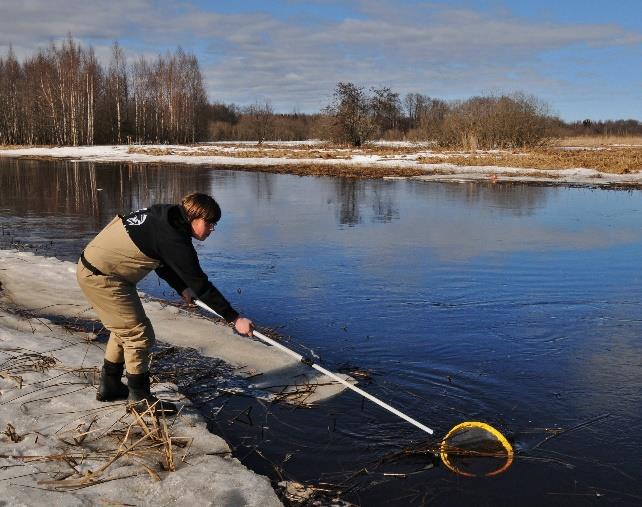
[126,371,178,415]
[96,360,129,402]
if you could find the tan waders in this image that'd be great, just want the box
[77,216,177,414]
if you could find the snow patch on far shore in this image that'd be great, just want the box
[2,143,641,187]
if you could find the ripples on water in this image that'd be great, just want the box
[1,158,642,505]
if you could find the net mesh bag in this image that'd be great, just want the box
[439,421,513,477]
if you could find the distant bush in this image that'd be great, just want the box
[323,82,376,146]
[205,100,322,142]
[319,87,554,149]
[435,93,553,149]
[271,113,321,141]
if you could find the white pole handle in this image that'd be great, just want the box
[194,299,434,435]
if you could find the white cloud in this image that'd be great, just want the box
[0,0,640,116]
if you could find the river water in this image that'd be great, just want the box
[1,157,641,506]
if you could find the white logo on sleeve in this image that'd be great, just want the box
[126,208,149,226]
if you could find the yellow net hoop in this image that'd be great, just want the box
[439,421,514,477]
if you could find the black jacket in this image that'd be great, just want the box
[122,204,238,322]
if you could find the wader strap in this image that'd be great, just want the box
[80,251,106,276]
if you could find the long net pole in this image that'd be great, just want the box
[194,299,434,435]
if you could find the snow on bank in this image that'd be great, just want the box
[0,250,351,405]
[2,143,641,187]
[0,305,282,505]
[408,164,642,186]
[0,248,359,504]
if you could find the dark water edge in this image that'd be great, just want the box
[2,157,642,506]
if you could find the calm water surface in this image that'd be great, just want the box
[1,158,641,505]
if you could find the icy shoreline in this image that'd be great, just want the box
[0,308,282,506]
[0,249,352,505]
[2,143,642,187]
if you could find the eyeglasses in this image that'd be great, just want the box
[205,219,217,230]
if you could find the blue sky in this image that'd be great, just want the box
[1,0,640,121]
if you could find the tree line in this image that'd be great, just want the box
[2,40,640,148]
[212,83,641,149]
[560,118,642,137]
[0,38,207,145]
[211,84,556,148]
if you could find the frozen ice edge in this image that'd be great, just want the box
[0,249,353,505]
[0,303,283,505]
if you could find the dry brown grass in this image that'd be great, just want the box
[126,146,438,178]
[0,343,195,492]
[417,147,642,174]
[553,136,642,147]
[0,144,58,150]
[128,145,351,159]
[0,351,58,388]
[199,148,353,160]
[206,162,433,179]
[128,146,176,156]
[127,144,428,160]
[33,401,193,490]
[0,154,69,161]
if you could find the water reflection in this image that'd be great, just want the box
[0,159,214,223]
[0,159,555,229]
[410,179,552,216]
[0,159,102,222]
[2,159,640,263]
[0,160,403,228]
[247,172,275,201]
[328,179,400,225]
[334,179,364,225]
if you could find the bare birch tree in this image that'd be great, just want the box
[0,38,208,145]
[106,42,127,143]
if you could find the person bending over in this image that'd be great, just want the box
[77,193,253,414]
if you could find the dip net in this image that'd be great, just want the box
[439,421,514,477]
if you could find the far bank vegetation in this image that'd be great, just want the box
[1,38,641,150]
[0,38,207,145]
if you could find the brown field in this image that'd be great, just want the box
[127,144,430,159]
[417,147,642,174]
[128,145,349,159]
[202,162,434,179]
[128,139,642,175]
[552,136,642,147]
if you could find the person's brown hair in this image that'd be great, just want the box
[181,193,221,223]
